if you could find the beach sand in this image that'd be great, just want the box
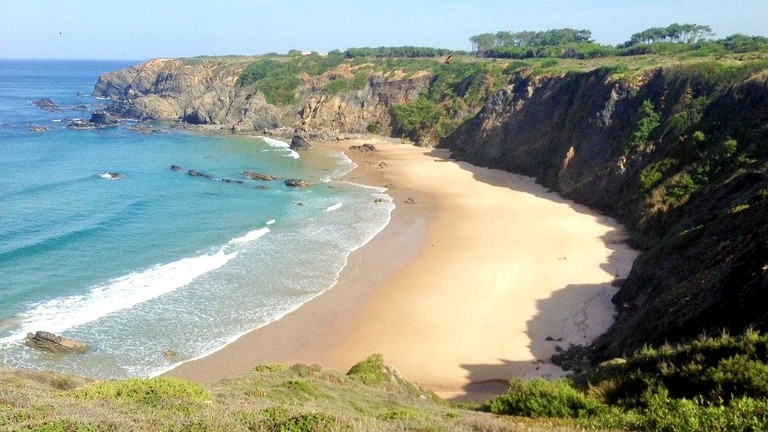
[165,138,639,401]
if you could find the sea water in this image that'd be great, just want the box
[0,60,394,378]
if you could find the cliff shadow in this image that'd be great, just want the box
[423,149,639,403]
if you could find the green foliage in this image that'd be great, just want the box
[256,406,351,432]
[346,353,388,385]
[484,378,604,418]
[626,99,661,155]
[73,377,209,409]
[344,46,453,59]
[640,158,678,191]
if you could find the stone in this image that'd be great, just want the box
[285,179,312,188]
[242,171,277,181]
[162,349,178,360]
[349,143,377,152]
[27,124,50,133]
[404,197,416,204]
[33,98,58,111]
[25,331,88,354]
[170,165,183,171]
[290,135,312,151]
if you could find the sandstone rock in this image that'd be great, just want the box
[242,171,277,181]
[170,164,183,171]
[162,349,178,360]
[25,331,88,354]
[89,111,119,126]
[404,197,416,204]
[285,179,312,188]
[290,135,313,151]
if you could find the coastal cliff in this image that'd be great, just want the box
[94,56,433,136]
[443,63,768,360]
[95,55,768,361]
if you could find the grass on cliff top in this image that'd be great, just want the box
[0,354,580,432]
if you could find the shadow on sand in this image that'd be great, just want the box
[423,149,637,403]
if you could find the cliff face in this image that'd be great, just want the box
[94,58,432,135]
[443,65,768,359]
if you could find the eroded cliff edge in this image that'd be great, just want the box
[95,57,768,361]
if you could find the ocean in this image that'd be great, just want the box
[0,59,394,378]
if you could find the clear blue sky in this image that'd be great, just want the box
[2,0,767,60]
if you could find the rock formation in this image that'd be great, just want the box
[242,171,277,181]
[290,135,312,151]
[25,331,89,354]
[33,98,58,111]
[284,179,312,188]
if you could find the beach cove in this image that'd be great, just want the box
[166,138,639,401]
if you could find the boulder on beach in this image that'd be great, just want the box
[349,143,377,152]
[25,331,89,354]
[290,135,312,151]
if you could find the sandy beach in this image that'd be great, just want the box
[166,138,638,401]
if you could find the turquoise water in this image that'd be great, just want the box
[0,60,393,377]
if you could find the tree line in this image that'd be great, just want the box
[469,24,768,59]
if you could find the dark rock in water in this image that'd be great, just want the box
[27,124,50,133]
[290,135,312,151]
[187,169,213,179]
[374,198,387,203]
[89,111,119,126]
[73,104,89,111]
[104,172,124,180]
[25,331,88,354]
[349,143,377,152]
[162,349,178,360]
[242,171,277,181]
[33,98,59,111]
[68,111,119,130]
[285,179,312,188]
[170,165,183,171]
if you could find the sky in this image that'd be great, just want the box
[2,0,767,60]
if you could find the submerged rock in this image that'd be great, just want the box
[25,331,88,354]
[285,179,312,188]
[242,171,277,181]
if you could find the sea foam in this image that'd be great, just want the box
[258,136,300,159]
[0,249,238,345]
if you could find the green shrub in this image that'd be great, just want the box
[625,99,661,155]
[640,158,678,191]
[256,406,350,432]
[484,378,604,418]
[73,377,209,409]
[347,353,388,385]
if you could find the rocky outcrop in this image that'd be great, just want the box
[69,111,119,129]
[443,65,768,360]
[242,171,277,181]
[93,58,433,135]
[349,143,377,152]
[25,331,88,354]
[290,135,312,151]
[33,98,59,111]
[285,179,312,188]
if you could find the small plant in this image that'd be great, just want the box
[73,377,209,409]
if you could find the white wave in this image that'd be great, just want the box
[52,119,62,123]
[266,219,276,225]
[0,249,238,345]
[99,172,123,180]
[257,136,300,159]
[228,227,270,245]
[325,202,343,212]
